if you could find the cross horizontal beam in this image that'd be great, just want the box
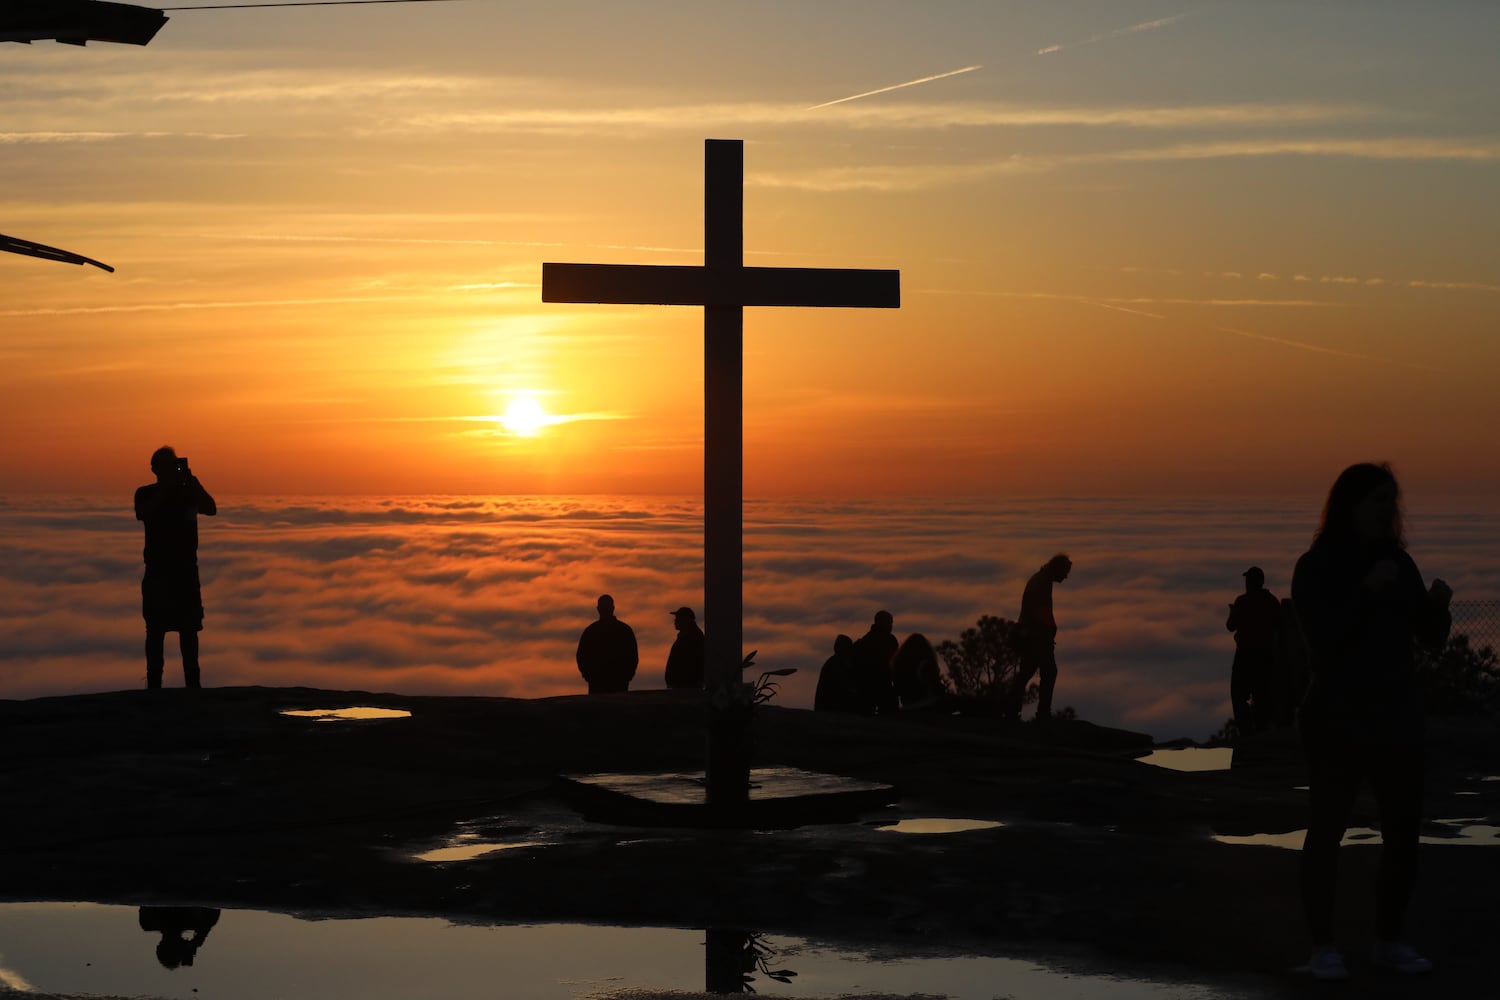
[542,262,900,309]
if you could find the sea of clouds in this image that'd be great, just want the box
[2,494,1495,741]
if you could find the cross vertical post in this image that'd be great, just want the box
[702,139,745,804]
[542,139,900,812]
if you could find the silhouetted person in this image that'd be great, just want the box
[138,906,219,969]
[1292,462,1451,981]
[813,634,859,713]
[850,610,898,714]
[576,594,638,693]
[134,446,216,689]
[1227,565,1281,734]
[1015,553,1071,720]
[892,632,945,711]
[665,605,705,689]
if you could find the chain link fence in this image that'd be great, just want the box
[1450,600,1500,652]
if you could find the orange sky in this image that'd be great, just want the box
[4,1,1499,498]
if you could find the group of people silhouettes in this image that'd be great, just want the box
[812,613,953,715]
[1223,464,1455,981]
[130,446,1455,982]
[578,573,1079,721]
[1224,564,1313,735]
[575,594,705,693]
[814,553,1075,721]
[1287,462,1451,980]
[129,440,1076,719]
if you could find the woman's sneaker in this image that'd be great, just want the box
[1371,941,1432,974]
[1308,947,1349,980]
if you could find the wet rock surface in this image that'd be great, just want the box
[1,687,1494,999]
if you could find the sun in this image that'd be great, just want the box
[500,396,551,437]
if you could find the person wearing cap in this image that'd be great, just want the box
[1227,565,1282,734]
[576,594,638,694]
[664,606,705,689]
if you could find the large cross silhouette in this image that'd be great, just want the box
[543,138,900,806]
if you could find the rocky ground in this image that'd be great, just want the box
[1,686,1495,999]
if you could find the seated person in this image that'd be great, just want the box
[813,634,860,712]
[891,633,946,711]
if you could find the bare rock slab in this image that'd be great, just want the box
[557,766,897,827]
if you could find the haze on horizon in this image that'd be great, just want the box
[4,1,1499,500]
[5,492,1493,740]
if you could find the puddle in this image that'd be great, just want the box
[1138,747,1234,772]
[414,840,545,863]
[1214,819,1500,850]
[0,902,1265,999]
[279,707,412,722]
[1426,820,1500,845]
[875,818,1004,835]
[1214,827,1379,850]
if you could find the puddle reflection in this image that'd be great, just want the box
[1428,821,1500,845]
[1215,826,1376,850]
[1138,747,1234,772]
[705,929,796,994]
[1215,819,1500,849]
[875,818,1005,834]
[139,907,220,969]
[415,840,545,863]
[0,901,1264,999]
[279,707,412,722]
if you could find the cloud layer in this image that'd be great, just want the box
[2,494,1494,741]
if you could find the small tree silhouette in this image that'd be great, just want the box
[936,614,1030,715]
[1418,633,1500,715]
[1209,717,1241,746]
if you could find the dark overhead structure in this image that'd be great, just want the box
[2,0,455,48]
[1,232,114,271]
[1,0,169,46]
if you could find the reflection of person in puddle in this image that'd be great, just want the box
[1292,463,1451,981]
[138,906,220,969]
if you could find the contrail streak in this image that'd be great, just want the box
[1038,12,1190,56]
[1212,325,1447,373]
[807,65,982,111]
[1078,298,1166,320]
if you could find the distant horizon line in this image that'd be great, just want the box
[4,489,1497,502]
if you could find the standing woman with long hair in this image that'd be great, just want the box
[1291,463,1452,980]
